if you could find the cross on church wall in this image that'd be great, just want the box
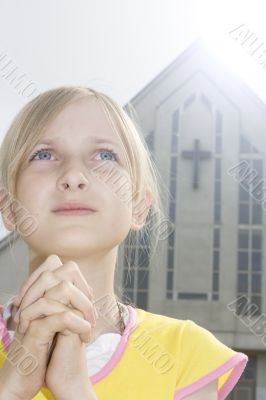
[181,138,212,189]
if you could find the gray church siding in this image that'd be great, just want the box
[124,41,266,399]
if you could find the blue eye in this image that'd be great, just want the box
[96,149,118,162]
[29,148,53,161]
[29,148,119,162]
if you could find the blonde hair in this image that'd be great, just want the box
[0,85,172,306]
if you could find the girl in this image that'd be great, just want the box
[0,86,248,399]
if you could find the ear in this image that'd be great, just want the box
[0,192,16,231]
[131,187,153,231]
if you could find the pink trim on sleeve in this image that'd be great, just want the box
[0,311,11,353]
[174,352,248,400]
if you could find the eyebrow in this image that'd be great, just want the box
[36,135,123,149]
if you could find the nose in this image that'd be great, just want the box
[57,163,90,192]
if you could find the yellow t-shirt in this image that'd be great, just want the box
[0,304,248,399]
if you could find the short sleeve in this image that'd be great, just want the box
[0,306,11,367]
[174,320,248,400]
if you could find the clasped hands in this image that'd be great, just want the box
[13,254,99,400]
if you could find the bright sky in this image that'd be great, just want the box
[0,0,266,240]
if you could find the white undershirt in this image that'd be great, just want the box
[2,295,129,376]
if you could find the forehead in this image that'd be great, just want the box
[35,135,123,150]
[39,97,123,148]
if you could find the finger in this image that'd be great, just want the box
[18,282,97,331]
[14,255,62,307]
[15,276,97,326]
[59,311,91,343]
[24,311,93,344]
[18,297,68,334]
[18,298,92,343]
[51,260,94,302]
[45,280,97,326]
[21,304,90,343]
[14,270,60,323]
[15,259,94,315]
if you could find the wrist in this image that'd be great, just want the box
[57,388,98,400]
[61,394,98,400]
[0,380,26,400]
[58,395,98,400]
[87,390,98,400]
[0,388,24,400]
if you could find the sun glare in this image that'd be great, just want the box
[195,0,266,101]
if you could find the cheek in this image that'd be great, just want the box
[102,170,134,206]
[104,180,134,221]
[15,175,46,212]
[15,176,30,206]
[99,176,133,222]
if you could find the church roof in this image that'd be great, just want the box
[1,39,266,246]
[127,39,266,113]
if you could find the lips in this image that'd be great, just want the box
[52,202,97,212]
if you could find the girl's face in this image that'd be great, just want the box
[15,97,134,257]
